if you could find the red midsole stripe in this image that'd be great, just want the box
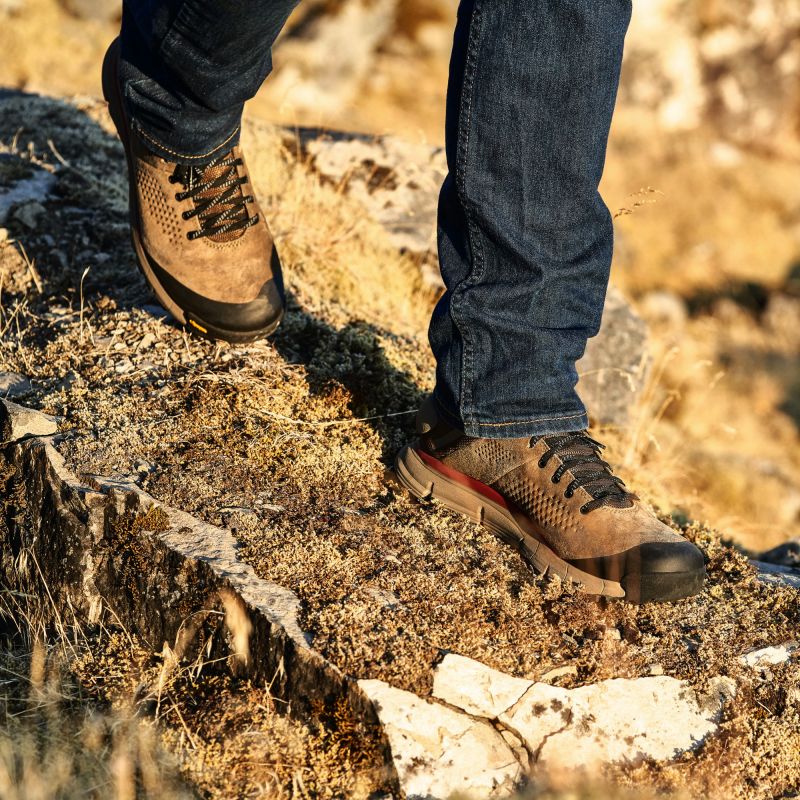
[415,449,511,511]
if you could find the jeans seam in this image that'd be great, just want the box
[435,390,587,433]
[476,411,588,427]
[132,119,240,160]
[450,0,485,428]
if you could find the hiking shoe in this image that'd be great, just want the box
[395,397,706,603]
[101,38,284,342]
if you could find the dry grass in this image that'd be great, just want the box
[0,563,391,799]
[0,8,799,793]
[0,588,192,800]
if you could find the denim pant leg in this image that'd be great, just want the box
[119,0,298,163]
[430,0,632,438]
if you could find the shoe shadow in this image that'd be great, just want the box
[271,299,425,461]
[0,89,423,459]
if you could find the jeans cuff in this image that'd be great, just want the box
[130,119,241,165]
[433,391,590,439]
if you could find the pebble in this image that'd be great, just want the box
[12,200,46,229]
[137,333,157,351]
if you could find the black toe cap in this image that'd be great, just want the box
[629,539,706,576]
[149,255,285,337]
[569,539,706,583]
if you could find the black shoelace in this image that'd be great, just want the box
[533,431,634,514]
[169,152,258,241]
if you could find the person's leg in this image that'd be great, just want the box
[397,0,706,603]
[431,0,631,438]
[104,1,298,341]
[119,0,299,163]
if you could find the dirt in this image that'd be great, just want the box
[1,86,800,798]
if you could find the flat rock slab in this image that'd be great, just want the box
[0,398,57,441]
[359,678,522,799]
[433,654,732,771]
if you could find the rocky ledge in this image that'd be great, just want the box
[3,398,799,798]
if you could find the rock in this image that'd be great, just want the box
[763,295,800,347]
[740,642,799,668]
[359,678,522,799]
[292,130,446,269]
[0,155,56,226]
[639,290,688,329]
[431,654,532,718]
[759,538,800,570]
[140,304,170,321]
[11,199,46,229]
[751,560,800,589]
[0,372,32,399]
[433,654,730,772]
[270,0,398,117]
[577,286,650,426]
[622,0,800,158]
[1,412,399,789]
[0,399,58,442]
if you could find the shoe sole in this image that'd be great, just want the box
[101,39,283,345]
[394,445,705,604]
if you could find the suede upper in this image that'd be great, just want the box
[423,433,686,563]
[130,134,280,305]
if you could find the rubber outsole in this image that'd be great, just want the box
[100,39,283,345]
[394,445,705,604]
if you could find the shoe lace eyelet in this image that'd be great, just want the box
[564,488,574,499]
[537,457,547,469]
[182,211,191,220]
[551,475,560,484]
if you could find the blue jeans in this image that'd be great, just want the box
[120,0,631,437]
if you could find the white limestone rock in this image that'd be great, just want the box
[433,654,731,772]
[431,653,533,718]
[359,678,522,799]
[529,677,722,770]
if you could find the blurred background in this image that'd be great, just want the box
[1,0,799,552]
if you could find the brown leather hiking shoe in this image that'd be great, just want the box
[395,397,706,603]
[101,38,284,342]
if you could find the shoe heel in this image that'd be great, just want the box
[101,37,127,143]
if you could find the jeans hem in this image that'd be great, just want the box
[464,411,590,439]
[433,391,589,438]
[131,119,241,164]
